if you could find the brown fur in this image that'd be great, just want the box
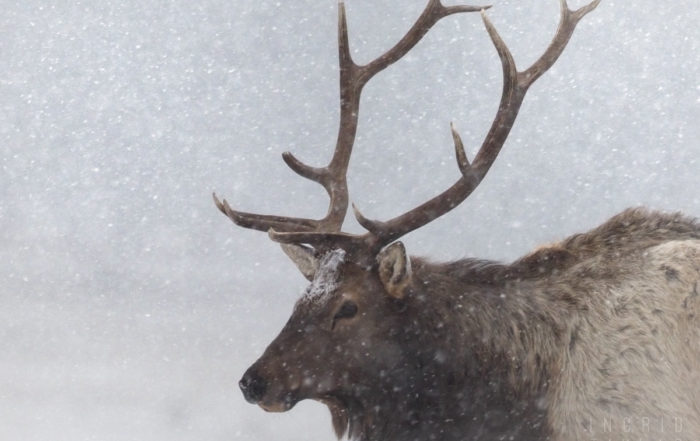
[240,208,700,440]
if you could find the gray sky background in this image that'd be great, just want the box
[1,0,698,440]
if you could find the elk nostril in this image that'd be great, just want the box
[239,370,267,404]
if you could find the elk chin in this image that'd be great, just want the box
[258,391,300,413]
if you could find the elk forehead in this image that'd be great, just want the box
[302,249,346,304]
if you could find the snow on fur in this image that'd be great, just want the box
[302,249,346,303]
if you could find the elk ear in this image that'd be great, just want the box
[377,241,412,299]
[280,243,319,281]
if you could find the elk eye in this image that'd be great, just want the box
[333,301,358,323]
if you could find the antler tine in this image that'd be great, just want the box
[519,0,602,90]
[358,1,490,85]
[281,152,328,185]
[451,122,479,186]
[213,193,318,232]
[351,0,600,250]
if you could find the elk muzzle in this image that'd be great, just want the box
[239,364,302,412]
[239,367,267,404]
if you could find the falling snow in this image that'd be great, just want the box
[1,1,698,441]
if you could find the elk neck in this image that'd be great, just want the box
[335,256,573,441]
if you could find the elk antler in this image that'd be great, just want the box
[214,1,485,236]
[217,0,600,265]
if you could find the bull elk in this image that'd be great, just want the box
[214,1,700,440]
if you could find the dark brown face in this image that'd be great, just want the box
[239,248,410,413]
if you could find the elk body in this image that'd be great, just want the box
[215,1,700,440]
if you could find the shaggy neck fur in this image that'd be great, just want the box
[331,257,573,441]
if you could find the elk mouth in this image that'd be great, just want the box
[259,391,300,413]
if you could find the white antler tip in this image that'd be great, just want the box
[351,202,363,219]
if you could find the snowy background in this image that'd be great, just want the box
[1,0,698,440]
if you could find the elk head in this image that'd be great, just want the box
[215,0,599,438]
[237,244,414,417]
